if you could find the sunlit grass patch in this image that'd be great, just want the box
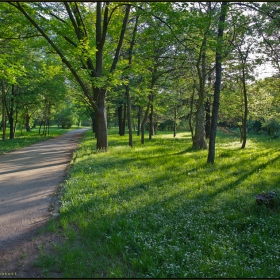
[38,129,280,277]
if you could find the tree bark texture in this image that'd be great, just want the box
[193,34,208,149]
[193,102,207,149]
[207,2,228,164]
[94,88,108,151]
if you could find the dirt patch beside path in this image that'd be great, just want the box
[0,128,89,278]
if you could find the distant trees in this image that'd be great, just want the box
[1,1,279,163]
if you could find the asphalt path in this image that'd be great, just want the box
[0,128,89,250]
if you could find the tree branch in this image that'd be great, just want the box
[9,2,99,112]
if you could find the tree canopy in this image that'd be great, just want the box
[1,1,279,163]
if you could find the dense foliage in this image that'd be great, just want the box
[1,1,279,160]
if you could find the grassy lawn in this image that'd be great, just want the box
[0,126,82,156]
[37,129,280,278]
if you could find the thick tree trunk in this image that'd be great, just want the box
[94,88,108,151]
[193,34,207,150]
[193,103,207,149]
[207,2,228,164]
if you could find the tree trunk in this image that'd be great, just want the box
[149,97,154,140]
[137,106,142,136]
[89,109,96,135]
[13,107,18,137]
[9,85,15,140]
[39,120,43,135]
[193,102,207,149]
[2,80,6,141]
[25,110,31,132]
[126,84,133,147]
[141,94,152,144]
[173,106,177,137]
[12,3,131,153]
[205,97,211,139]
[122,103,126,136]
[193,34,207,150]
[207,2,228,164]
[94,88,108,151]
[189,85,195,141]
[118,105,124,135]
[241,65,248,149]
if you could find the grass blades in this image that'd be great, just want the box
[37,129,280,278]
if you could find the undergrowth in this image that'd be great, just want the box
[36,129,280,278]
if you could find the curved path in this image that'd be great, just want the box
[0,128,89,251]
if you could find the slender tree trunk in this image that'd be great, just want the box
[207,2,228,164]
[241,65,248,149]
[118,105,123,135]
[125,13,138,147]
[174,106,177,137]
[126,84,133,147]
[205,97,211,139]
[43,119,46,136]
[13,106,18,137]
[141,94,152,144]
[137,106,142,136]
[25,109,31,132]
[141,73,156,144]
[189,85,195,141]
[2,80,6,141]
[122,103,126,136]
[9,85,15,139]
[89,109,96,135]
[149,103,154,140]
[39,120,43,135]
[117,103,126,136]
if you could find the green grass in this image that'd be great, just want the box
[36,129,280,278]
[0,126,81,156]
